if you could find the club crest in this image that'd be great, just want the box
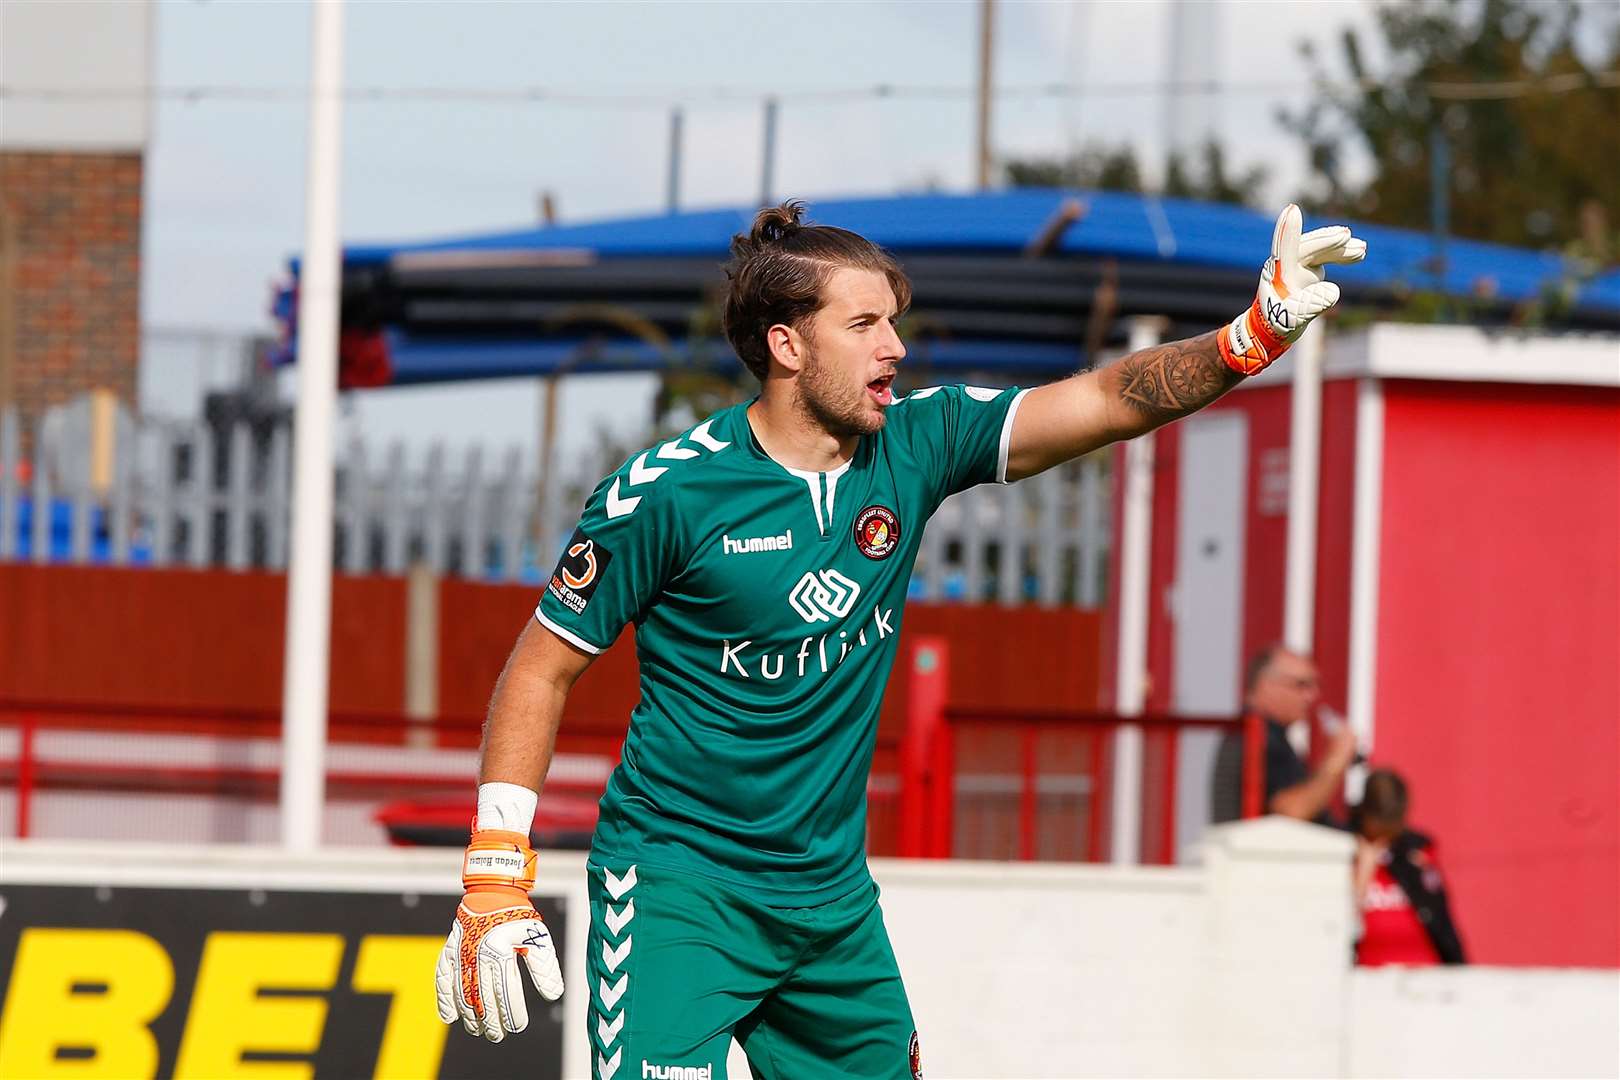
[853,504,900,560]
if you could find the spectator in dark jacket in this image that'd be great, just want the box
[1211,643,1357,826]
[1352,768,1467,966]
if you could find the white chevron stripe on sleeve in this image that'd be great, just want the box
[656,439,699,461]
[688,419,730,451]
[628,453,667,486]
[604,478,641,520]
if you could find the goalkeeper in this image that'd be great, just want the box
[436,201,1365,1078]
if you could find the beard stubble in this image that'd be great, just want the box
[796,344,886,439]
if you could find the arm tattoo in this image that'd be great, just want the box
[1108,331,1243,425]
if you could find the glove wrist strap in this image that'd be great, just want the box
[462,828,538,893]
[1218,299,1291,376]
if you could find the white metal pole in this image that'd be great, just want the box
[1283,323,1324,653]
[280,0,344,852]
[1345,377,1385,801]
[1110,316,1162,865]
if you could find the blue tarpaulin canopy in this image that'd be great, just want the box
[280,190,1620,385]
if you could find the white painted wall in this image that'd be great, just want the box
[0,0,153,151]
[874,817,1354,1079]
[1347,967,1620,1080]
[2,822,1615,1079]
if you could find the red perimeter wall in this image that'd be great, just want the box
[1376,381,1620,967]
[0,565,1102,745]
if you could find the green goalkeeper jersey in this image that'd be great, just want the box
[536,383,1028,903]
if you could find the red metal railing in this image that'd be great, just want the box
[895,638,1260,864]
[0,698,905,853]
[5,656,1254,862]
[0,698,615,843]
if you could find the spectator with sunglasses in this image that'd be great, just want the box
[1211,643,1358,827]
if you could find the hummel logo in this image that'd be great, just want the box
[723,529,793,555]
[642,1063,712,1080]
[788,569,861,623]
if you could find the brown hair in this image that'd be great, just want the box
[722,200,912,381]
[1357,768,1409,825]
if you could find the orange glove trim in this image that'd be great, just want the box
[461,828,538,893]
[1217,298,1292,376]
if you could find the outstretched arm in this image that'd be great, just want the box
[1005,205,1366,482]
[1006,331,1240,480]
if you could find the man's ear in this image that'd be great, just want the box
[765,323,805,374]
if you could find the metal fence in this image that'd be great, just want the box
[0,403,1112,605]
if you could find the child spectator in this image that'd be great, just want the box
[1353,768,1467,966]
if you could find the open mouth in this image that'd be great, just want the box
[866,374,895,406]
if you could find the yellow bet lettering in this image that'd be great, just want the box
[351,935,452,1080]
[173,932,343,1079]
[0,928,173,1078]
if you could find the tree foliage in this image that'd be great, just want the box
[1002,140,1267,207]
[1285,0,1620,254]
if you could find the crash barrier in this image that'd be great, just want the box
[3,825,1613,1078]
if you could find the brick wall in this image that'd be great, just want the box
[0,151,142,457]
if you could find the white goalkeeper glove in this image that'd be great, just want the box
[435,828,565,1043]
[1218,204,1367,375]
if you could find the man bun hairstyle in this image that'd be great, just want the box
[723,200,912,381]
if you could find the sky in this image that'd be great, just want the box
[130,0,1390,461]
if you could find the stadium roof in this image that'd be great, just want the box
[282,189,1620,386]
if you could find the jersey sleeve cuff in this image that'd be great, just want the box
[533,605,605,655]
[996,388,1032,484]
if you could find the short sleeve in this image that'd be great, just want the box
[891,383,1029,505]
[534,460,685,654]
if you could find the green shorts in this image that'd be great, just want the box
[585,860,920,1080]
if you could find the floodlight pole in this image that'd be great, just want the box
[280,0,344,852]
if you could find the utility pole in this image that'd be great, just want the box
[759,97,779,208]
[1429,122,1451,289]
[666,107,684,214]
[975,0,995,189]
